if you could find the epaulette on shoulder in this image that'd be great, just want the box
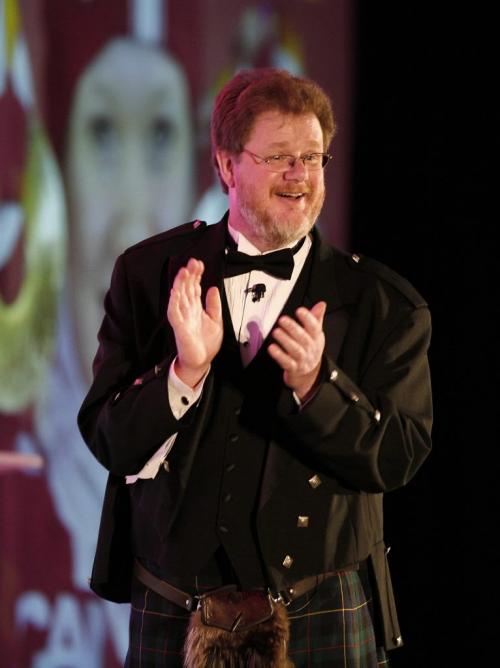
[124,220,207,255]
[347,252,427,307]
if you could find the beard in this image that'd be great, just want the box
[236,180,325,250]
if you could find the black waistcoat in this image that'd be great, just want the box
[132,244,313,589]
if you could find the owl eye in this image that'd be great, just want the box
[150,116,173,148]
[88,115,116,147]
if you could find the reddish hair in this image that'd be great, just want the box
[211,68,336,193]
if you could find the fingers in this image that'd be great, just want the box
[173,258,203,288]
[205,286,222,324]
[310,300,327,322]
[294,301,327,333]
[169,259,204,317]
[267,342,298,371]
[269,326,315,373]
[272,321,308,357]
[178,259,204,299]
[269,301,326,372]
[272,301,326,346]
[167,259,223,335]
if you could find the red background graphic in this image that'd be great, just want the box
[0,1,353,666]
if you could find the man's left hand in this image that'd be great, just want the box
[268,301,327,401]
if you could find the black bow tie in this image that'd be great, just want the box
[224,237,306,280]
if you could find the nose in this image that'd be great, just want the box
[283,157,307,180]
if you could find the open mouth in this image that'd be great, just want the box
[276,192,306,200]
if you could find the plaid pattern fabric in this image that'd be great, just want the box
[124,571,390,667]
[125,577,191,666]
[287,571,389,667]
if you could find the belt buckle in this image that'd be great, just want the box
[268,588,292,607]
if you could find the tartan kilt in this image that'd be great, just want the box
[124,570,390,667]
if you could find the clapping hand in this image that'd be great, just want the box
[268,301,327,401]
[167,258,223,388]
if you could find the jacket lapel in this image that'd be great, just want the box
[304,227,357,361]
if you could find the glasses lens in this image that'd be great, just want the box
[295,154,331,170]
[303,154,323,169]
[266,156,291,171]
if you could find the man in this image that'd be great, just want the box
[78,68,432,667]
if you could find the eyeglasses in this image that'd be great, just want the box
[242,148,332,172]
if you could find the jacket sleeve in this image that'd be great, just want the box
[277,305,432,493]
[77,252,191,476]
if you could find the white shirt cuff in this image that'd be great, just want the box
[168,358,209,419]
[124,360,209,485]
[292,386,319,411]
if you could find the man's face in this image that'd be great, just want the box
[225,111,326,250]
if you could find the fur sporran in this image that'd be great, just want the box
[183,589,293,667]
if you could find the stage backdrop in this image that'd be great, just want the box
[0,1,353,665]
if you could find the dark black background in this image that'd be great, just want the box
[351,3,493,666]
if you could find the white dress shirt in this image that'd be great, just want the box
[224,224,312,366]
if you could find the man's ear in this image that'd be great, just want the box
[215,150,236,190]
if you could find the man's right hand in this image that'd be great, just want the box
[167,258,223,388]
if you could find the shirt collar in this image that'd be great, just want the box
[227,220,305,256]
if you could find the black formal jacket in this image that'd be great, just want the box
[78,216,432,650]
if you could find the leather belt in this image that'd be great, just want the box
[274,564,358,605]
[133,559,358,612]
[134,560,200,611]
